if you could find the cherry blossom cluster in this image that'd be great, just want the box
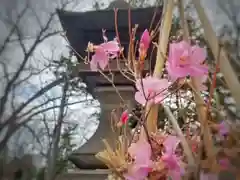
[86,28,239,180]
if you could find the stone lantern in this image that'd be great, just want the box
[58,1,162,179]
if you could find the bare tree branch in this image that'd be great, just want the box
[46,77,68,180]
[0,1,96,176]
[217,0,240,68]
[18,96,90,120]
[0,77,64,131]
[0,99,85,151]
[0,0,70,120]
[0,4,29,56]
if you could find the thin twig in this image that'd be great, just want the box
[98,70,125,103]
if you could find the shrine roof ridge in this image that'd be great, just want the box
[57,6,163,31]
[57,6,162,59]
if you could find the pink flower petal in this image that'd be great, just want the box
[100,40,119,52]
[126,132,152,180]
[167,64,191,79]
[134,91,148,105]
[162,154,179,169]
[128,136,151,164]
[167,40,208,78]
[219,158,230,169]
[189,64,208,75]
[91,49,109,70]
[179,40,191,50]
[90,57,98,71]
[120,110,129,124]
[124,167,149,180]
[218,121,229,136]
[168,43,184,67]
[140,29,151,51]
[89,32,120,71]
[163,135,180,154]
[135,76,169,105]
[191,45,207,64]
[162,154,183,180]
[162,135,184,179]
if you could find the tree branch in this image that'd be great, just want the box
[0,5,28,56]
[0,77,64,131]
[46,77,68,180]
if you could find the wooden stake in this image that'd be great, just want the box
[191,0,240,111]
[146,0,175,133]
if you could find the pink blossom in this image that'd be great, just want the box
[124,167,150,180]
[120,110,129,124]
[163,135,180,154]
[218,121,229,136]
[139,29,151,58]
[135,76,169,105]
[140,29,151,50]
[139,29,151,70]
[124,132,153,180]
[166,41,208,80]
[218,158,230,169]
[89,32,120,71]
[162,135,184,180]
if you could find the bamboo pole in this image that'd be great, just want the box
[191,0,240,111]
[178,0,217,171]
[146,0,175,133]
[177,0,189,40]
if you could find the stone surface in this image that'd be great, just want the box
[69,85,135,169]
[58,170,109,180]
[58,170,236,180]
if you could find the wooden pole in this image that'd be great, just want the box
[146,0,175,133]
[178,0,217,171]
[192,0,240,111]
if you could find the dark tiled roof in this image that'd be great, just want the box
[57,7,162,60]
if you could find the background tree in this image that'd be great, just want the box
[0,0,100,179]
